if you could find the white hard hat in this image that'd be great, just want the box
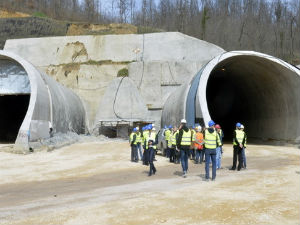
[198,125,202,130]
[181,119,187,123]
[136,127,139,131]
[152,127,156,131]
[240,124,244,129]
[152,123,155,127]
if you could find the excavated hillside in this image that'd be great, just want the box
[0,9,158,49]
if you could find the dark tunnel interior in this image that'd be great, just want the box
[0,95,30,143]
[206,55,300,142]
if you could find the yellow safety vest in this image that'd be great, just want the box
[233,129,245,145]
[146,132,157,149]
[191,129,196,142]
[204,129,220,149]
[136,132,142,143]
[171,131,178,146]
[129,132,137,145]
[180,129,192,146]
[165,129,171,142]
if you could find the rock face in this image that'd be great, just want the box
[4,32,225,130]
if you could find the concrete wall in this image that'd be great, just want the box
[94,77,149,123]
[4,32,225,130]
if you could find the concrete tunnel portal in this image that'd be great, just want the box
[0,50,86,152]
[162,51,300,143]
[0,57,31,143]
[199,52,300,142]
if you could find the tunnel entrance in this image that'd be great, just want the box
[206,55,300,142]
[0,95,30,143]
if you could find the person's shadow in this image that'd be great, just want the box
[173,171,183,177]
[197,174,207,181]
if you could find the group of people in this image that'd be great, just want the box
[129,119,247,180]
[129,124,158,176]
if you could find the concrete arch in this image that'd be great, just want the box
[0,50,85,152]
[162,51,300,142]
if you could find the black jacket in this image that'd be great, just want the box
[177,125,191,150]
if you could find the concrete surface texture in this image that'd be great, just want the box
[4,32,225,130]
[0,141,299,224]
[0,59,30,94]
[94,77,149,123]
[162,51,300,142]
[0,50,85,152]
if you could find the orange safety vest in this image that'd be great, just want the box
[194,132,204,150]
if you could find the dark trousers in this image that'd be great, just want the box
[169,147,175,162]
[143,148,149,165]
[232,145,243,170]
[149,147,156,175]
[165,141,170,157]
[195,149,204,163]
[180,149,189,172]
[189,149,195,160]
[131,145,138,162]
[205,148,217,179]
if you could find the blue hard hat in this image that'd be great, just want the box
[148,124,153,130]
[133,128,137,132]
[208,120,215,127]
[168,125,173,129]
[142,126,145,131]
[164,125,167,129]
[236,122,241,127]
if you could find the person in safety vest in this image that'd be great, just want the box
[240,124,247,169]
[164,125,172,158]
[143,125,151,165]
[129,128,138,162]
[146,127,158,176]
[141,126,147,165]
[230,122,247,171]
[194,125,204,164]
[169,126,176,163]
[177,119,192,178]
[172,127,180,164]
[215,124,224,169]
[136,127,143,162]
[204,120,221,181]
[189,126,196,160]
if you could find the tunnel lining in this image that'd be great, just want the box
[198,51,300,142]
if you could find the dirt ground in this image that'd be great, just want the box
[0,9,30,18]
[0,140,299,225]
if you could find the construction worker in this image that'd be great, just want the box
[194,126,204,164]
[177,119,192,178]
[136,127,143,162]
[129,128,138,162]
[240,124,247,169]
[169,126,176,163]
[143,125,151,165]
[164,125,172,158]
[204,120,221,181]
[215,124,224,169]
[146,127,158,176]
[230,123,246,171]
[141,126,147,165]
[189,126,196,160]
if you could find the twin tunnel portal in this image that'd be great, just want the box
[1,51,300,145]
